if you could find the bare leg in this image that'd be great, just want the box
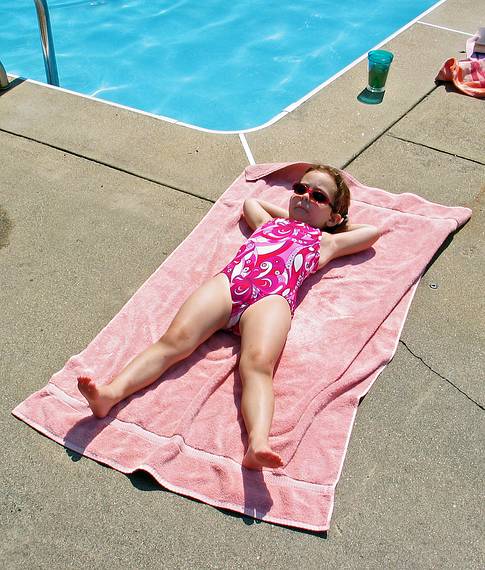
[238,295,291,469]
[78,274,232,417]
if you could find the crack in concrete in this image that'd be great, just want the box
[399,339,484,410]
[342,86,438,169]
[0,127,216,205]
[387,134,485,166]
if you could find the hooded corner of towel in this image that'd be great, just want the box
[455,206,473,228]
[245,162,314,182]
[338,169,364,190]
[244,162,360,184]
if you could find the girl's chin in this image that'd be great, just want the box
[292,207,309,219]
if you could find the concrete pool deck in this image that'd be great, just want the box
[1,0,484,567]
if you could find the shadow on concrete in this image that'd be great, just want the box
[65,448,83,462]
[128,467,328,536]
[126,468,313,534]
[216,505,328,538]
[357,87,386,105]
[127,469,170,492]
[0,77,27,96]
[422,221,470,277]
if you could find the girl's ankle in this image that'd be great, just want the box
[248,435,269,450]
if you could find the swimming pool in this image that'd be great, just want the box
[2,1,442,132]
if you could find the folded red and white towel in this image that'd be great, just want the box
[436,29,485,98]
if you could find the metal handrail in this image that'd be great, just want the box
[34,0,59,86]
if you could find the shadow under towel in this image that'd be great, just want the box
[12,162,472,531]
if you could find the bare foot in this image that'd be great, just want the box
[242,443,284,470]
[77,376,116,418]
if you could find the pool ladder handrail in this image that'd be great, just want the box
[34,0,59,86]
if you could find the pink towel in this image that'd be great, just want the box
[12,163,471,531]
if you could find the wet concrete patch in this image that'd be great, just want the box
[0,206,13,249]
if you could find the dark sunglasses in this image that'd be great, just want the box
[292,182,335,210]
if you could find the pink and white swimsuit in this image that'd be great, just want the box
[220,217,322,334]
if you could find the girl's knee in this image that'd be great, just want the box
[158,322,196,354]
[239,348,275,377]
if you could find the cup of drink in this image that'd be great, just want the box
[367,50,394,93]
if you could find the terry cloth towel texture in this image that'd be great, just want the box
[12,163,471,531]
[435,31,485,97]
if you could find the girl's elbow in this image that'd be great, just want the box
[242,197,254,215]
[361,226,380,250]
[368,225,381,243]
[243,197,253,211]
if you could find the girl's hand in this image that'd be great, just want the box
[243,199,289,231]
[318,224,380,269]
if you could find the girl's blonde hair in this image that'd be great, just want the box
[305,164,351,233]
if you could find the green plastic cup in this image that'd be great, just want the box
[367,50,394,93]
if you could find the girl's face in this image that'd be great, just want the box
[288,170,342,230]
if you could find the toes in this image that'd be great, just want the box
[244,448,283,469]
[77,376,91,385]
[77,376,96,396]
[256,450,283,468]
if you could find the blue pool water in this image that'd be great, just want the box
[2,1,439,131]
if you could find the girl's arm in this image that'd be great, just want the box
[318,223,380,269]
[243,198,289,231]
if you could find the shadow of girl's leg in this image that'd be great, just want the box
[78,274,233,417]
